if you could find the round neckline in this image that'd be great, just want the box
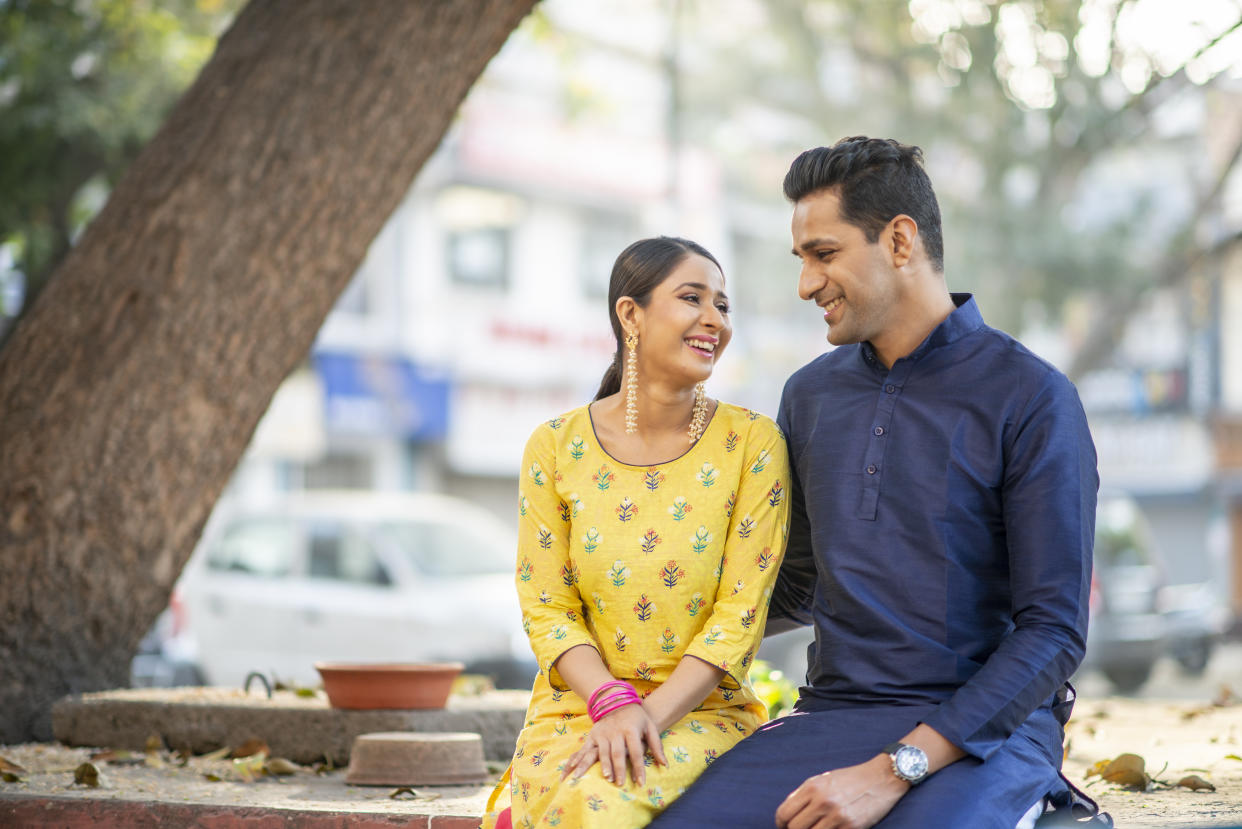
[586,400,724,469]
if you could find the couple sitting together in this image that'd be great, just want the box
[481,136,1110,829]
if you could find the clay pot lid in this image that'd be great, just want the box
[344,731,488,786]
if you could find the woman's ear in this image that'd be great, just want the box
[616,296,641,338]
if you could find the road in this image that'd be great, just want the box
[1075,641,1242,704]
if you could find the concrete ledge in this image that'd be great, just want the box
[0,796,484,828]
[52,687,530,766]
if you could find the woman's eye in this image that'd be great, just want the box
[716,304,730,314]
[682,294,700,303]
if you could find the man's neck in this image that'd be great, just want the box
[870,288,957,369]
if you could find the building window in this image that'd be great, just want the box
[580,210,638,299]
[435,185,525,290]
[447,226,510,288]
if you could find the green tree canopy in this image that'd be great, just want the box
[0,0,240,313]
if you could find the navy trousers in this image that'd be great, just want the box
[650,703,1065,829]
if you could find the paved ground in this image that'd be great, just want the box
[6,651,1242,827]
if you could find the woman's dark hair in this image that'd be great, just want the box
[593,236,722,401]
[783,136,944,272]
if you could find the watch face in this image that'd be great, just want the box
[894,746,929,780]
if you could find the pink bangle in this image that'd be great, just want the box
[588,680,632,710]
[587,680,641,722]
[592,695,640,721]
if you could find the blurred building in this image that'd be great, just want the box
[221,7,823,527]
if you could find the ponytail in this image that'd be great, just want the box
[594,348,623,400]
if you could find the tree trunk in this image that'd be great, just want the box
[0,0,537,744]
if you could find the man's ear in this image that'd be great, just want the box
[616,296,640,337]
[887,215,918,268]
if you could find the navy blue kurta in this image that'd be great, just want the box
[653,294,1098,828]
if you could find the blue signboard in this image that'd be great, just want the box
[314,351,450,440]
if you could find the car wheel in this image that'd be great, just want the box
[1102,663,1153,693]
[1174,639,1213,677]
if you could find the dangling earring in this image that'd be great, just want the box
[688,382,709,443]
[624,333,639,434]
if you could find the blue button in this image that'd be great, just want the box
[873,426,884,436]
[885,384,896,394]
[866,465,877,475]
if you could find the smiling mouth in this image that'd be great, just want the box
[820,297,843,320]
[685,338,717,357]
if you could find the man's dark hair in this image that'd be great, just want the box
[783,137,944,272]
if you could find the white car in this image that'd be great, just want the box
[161,491,535,689]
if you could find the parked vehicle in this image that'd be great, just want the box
[1159,580,1229,677]
[1081,495,1167,692]
[134,491,536,690]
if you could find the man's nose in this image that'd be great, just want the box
[797,265,821,301]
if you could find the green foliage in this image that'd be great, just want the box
[750,658,798,718]
[0,0,240,307]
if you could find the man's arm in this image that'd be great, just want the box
[920,369,1097,759]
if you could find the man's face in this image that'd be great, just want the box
[791,188,900,348]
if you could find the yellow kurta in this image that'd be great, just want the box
[481,402,791,829]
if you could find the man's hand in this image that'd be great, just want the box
[774,754,909,829]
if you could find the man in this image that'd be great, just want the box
[650,137,1103,828]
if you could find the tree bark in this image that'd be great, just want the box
[0,0,537,744]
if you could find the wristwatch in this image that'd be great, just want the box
[882,742,929,785]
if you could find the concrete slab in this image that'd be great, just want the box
[0,740,492,828]
[51,687,530,766]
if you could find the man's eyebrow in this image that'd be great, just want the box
[675,282,729,302]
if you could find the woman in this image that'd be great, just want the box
[481,237,791,829]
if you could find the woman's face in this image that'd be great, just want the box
[629,253,731,387]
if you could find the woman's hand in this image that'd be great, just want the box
[561,703,667,786]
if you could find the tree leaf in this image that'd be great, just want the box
[1,771,20,783]
[266,757,299,776]
[144,734,165,753]
[390,787,420,799]
[232,753,267,783]
[73,762,100,788]
[1098,753,1150,791]
[231,738,270,759]
[1177,775,1216,792]
[199,746,231,762]
[0,757,27,775]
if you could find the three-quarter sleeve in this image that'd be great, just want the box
[515,423,598,686]
[921,369,1097,759]
[767,387,816,629]
[683,417,791,686]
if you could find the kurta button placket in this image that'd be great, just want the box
[857,365,910,520]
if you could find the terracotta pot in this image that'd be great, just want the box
[314,662,464,710]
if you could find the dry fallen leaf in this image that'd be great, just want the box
[1177,775,1216,792]
[1090,753,1150,791]
[0,757,27,775]
[1,772,20,783]
[73,762,100,788]
[231,738,270,759]
[232,753,268,783]
[266,757,299,776]
[200,746,232,762]
[202,772,223,783]
[144,734,165,753]
[390,787,420,799]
